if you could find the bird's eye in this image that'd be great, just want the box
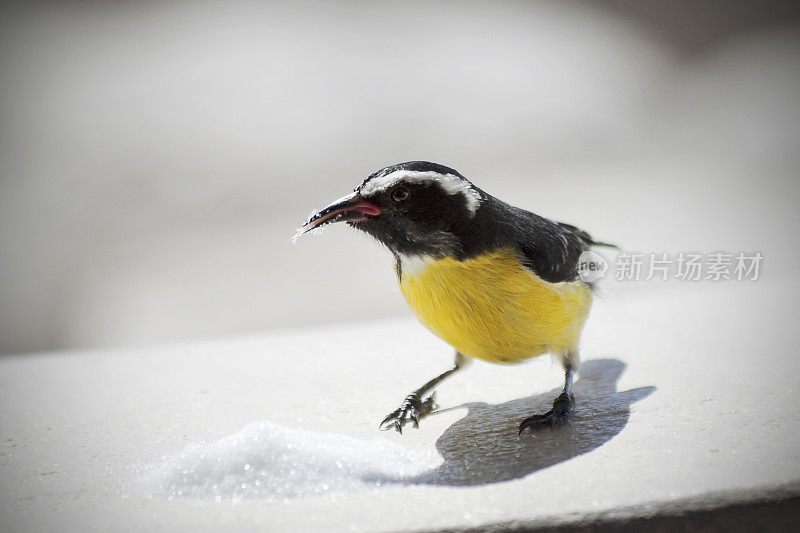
[391,186,410,202]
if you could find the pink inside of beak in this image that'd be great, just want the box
[304,197,381,230]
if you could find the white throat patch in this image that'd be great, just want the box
[396,254,435,278]
[359,170,482,216]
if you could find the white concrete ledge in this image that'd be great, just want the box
[1,281,798,532]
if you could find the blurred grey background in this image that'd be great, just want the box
[1,0,798,355]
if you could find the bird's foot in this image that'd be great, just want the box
[519,392,574,434]
[379,392,437,434]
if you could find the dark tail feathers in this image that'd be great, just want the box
[557,222,619,249]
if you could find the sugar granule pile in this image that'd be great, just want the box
[135,420,440,502]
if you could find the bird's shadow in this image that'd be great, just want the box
[407,358,654,486]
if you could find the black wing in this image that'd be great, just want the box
[510,209,588,283]
[456,195,614,283]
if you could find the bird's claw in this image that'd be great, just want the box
[379,392,437,433]
[519,392,574,434]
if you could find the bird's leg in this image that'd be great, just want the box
[380,352,468,433]
[519,363,575,434]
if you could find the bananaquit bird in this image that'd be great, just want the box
[297,161,615,434]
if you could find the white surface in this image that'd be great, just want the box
[1,280,799,532]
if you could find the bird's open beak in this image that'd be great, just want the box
[298,192,381,235]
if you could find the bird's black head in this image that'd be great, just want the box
[299,161,484,258]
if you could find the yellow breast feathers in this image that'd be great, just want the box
[397,249,592,363]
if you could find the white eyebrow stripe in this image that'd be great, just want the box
[359,170,482,215]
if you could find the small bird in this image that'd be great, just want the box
[297,161,615,434]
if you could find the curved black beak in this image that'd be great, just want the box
[297,192,381,236]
